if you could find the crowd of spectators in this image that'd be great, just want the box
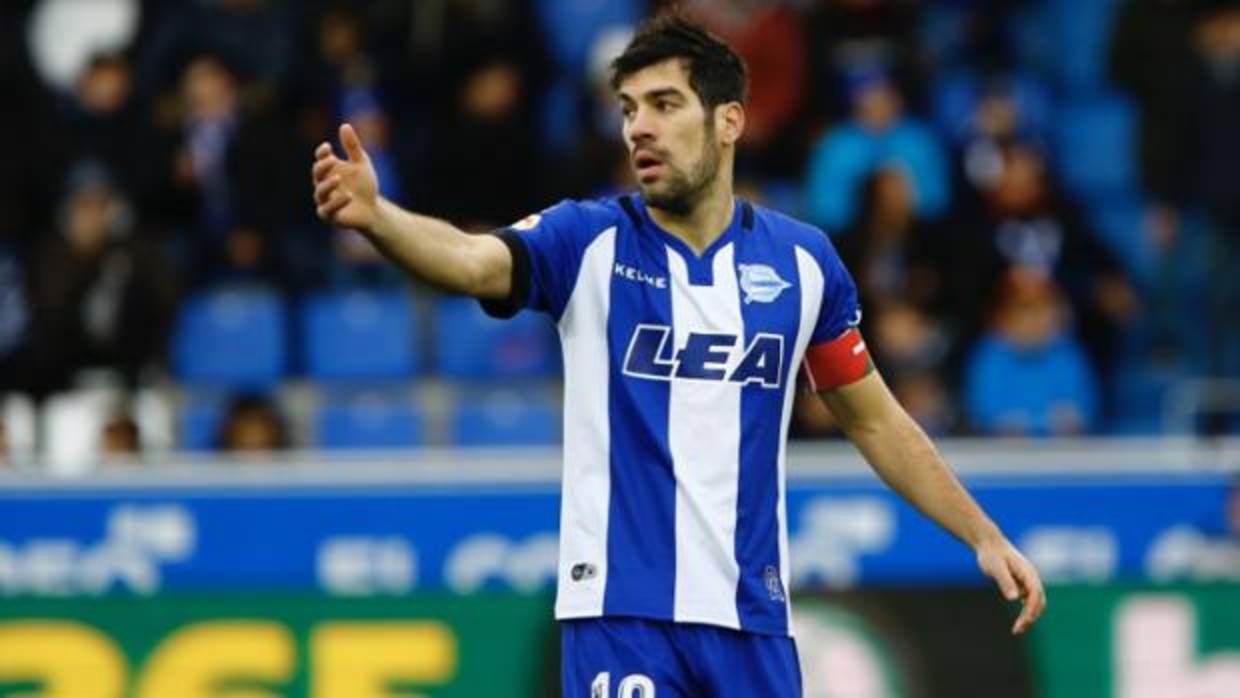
[1,0,1238,462]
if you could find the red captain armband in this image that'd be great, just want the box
[803,328,872,391]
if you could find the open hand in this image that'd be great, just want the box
[976,537,1046,635]
[312,123,380,232]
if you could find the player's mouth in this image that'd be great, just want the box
[633,150,666,182]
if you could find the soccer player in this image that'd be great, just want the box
[311,15,1046,698]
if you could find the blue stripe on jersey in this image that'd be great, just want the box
[604,226,677,619]
[732,231,798,635]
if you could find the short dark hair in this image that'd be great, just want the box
[610,15,747,112]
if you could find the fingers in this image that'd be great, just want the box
[340,123,366,162]
[314,175,342,207]
[312,153,338,183]
[990,555,1020,602]
[316,190,352,220]
[1010,560,1047,635]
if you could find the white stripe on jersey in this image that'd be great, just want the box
[782,247,827,632]
[667,243,743,629]
[555,227,617,619]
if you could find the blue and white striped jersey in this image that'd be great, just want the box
[485,194,862,637]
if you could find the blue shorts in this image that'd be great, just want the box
[561,617,802,697]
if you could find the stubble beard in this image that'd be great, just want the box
[640,128,722,217]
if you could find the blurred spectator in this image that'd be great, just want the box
[57,53,161,210]
[0,418,7,468]
[217,394,288,452]
[835,168,956,413]
[838,168,954,317]
[138,0,292,94]
[100,409,141,457]
[26,163,176,396]
[26,0,140,93]
[870,303,951,383]
[931,70,1052,195]
[1180,3,1240,377]
[409,0,551,109]
[423,57,539,227]
[803,0,927,122]
[291,4,377,105]
[954,143,1140,381]
[805,67,949,232]
[893,372,955,436]
[194,224,290,289]
[965,270,1101,436]
[683,0,808,176]
[1109,0,1198,207]
[152,53,300,279]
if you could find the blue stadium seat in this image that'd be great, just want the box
[534,0,642,75]
[301,289,420,382]
[179,396,228,451]
[316,391,424,449]
[171,285,287,388]
[450,389,560,446]
[434,297,558,381]
[931,70,1052,146]
[1085,196,1156,285]
[1053,95,1139,199]
[1012,0,1123,95]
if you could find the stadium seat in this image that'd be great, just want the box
[1012,0,1123,95]
[301,288,420,382]
[450,389,560,446]
[1085,196,1156,285]
[534,0,642,76]
[1053,94,1139,200]
[179,395,228,451]
[316,391,424,449]
[433,297,558,381]
[171,285,287,388]
[931,69,1052,146]
[1051,0,1124,94]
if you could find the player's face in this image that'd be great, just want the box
[617,60,722,215]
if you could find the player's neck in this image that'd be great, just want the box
[646,177,736,256]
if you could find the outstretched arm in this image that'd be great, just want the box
[311,123,512,298]
[818,371,1047,634]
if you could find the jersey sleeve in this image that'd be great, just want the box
[803,235,870,391]
[480,199,591,320]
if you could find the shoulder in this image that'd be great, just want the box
[750,203,841,263]
[505,197,628,258]
[517,196,627,235]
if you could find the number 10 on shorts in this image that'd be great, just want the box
[592,671,655,697]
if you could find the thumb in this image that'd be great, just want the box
[339,123,367,162]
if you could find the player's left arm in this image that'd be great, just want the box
[818,370,1047,634]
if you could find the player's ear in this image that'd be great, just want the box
[717,102,745,146]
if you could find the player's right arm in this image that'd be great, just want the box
[311,123,512,299]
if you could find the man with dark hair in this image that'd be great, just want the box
[311,14,1045,696]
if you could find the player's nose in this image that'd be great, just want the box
[627,106,658,142]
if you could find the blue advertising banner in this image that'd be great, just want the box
[0,471,1233,596]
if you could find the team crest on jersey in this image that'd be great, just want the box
[738,264,792,304]
[510,213,542,231]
